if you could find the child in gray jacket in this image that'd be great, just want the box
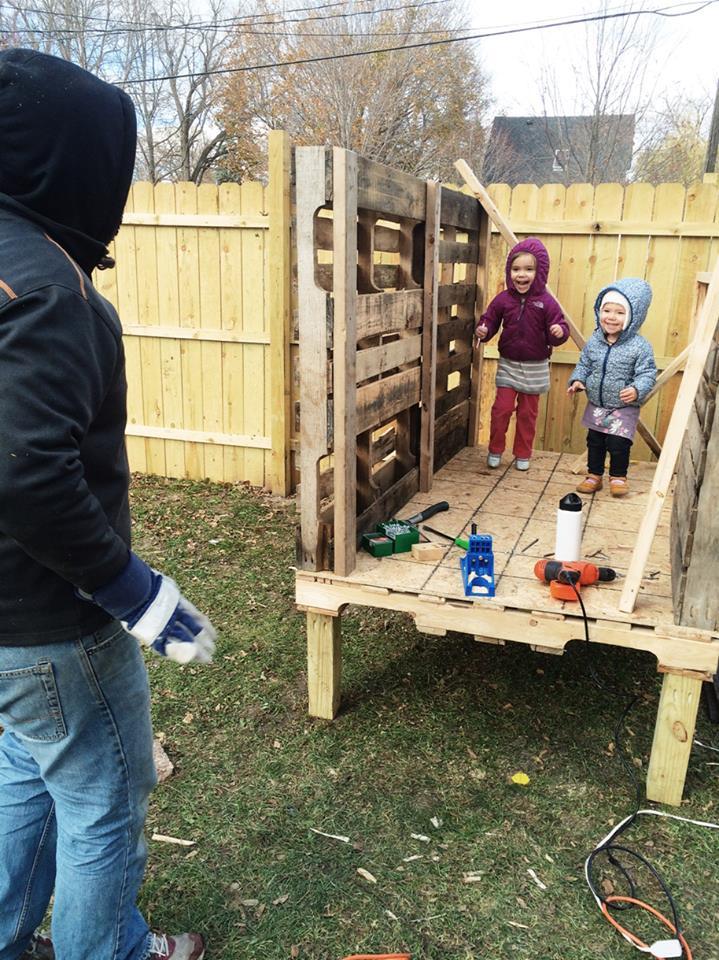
[567,278,656,497]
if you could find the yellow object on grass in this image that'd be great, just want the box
[511,772,530,786]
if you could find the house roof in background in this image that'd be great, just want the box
[483,114,635,185]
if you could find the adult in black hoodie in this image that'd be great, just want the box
[0,50,210,960]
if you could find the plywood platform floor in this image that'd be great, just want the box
[296,446,719,804]
[317,447,679,630]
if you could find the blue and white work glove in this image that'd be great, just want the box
[85,552,216,664]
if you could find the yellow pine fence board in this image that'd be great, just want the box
[241,180,268,487]
[218,182,245,483]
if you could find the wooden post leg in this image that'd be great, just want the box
[307,612,342,719]
[646,673,702,806]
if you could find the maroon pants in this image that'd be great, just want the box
[489,386,540,460]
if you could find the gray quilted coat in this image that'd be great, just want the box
[569,278,656,409]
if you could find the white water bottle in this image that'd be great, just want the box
[554,493,583,561]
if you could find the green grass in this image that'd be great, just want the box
[130,475,719,960]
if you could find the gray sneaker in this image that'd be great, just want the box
[487,452,501,468]
[147,932,205,960]
[19,933,54,960]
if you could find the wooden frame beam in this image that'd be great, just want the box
[268,130,293,495]
[296,146,332,570]
[619,257,719,612]
[332,148,359,576]
[419,180,441,491]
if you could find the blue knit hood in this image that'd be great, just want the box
[593,277,652,342]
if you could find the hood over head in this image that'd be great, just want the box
[0,48,136,274]
[593,278,653,341]
[505,237,550,296]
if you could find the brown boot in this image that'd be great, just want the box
[609,476,629,497]
[576,473,603,494]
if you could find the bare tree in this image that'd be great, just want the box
[633,94,711,185]
[121,0,230,182]
[538,0,661,184]
[0,0,118,74]
[0,0,231,183]
[218,0,490,182]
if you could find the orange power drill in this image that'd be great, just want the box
[533,559,616,601]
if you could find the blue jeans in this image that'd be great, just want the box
[0,621,157,960]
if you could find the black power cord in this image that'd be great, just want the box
[561,575,687,955]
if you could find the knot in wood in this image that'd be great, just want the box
[672,720,688,742]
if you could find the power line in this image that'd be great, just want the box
[0,0,448,36]
[116,0,718,85]
[0,0,358,30]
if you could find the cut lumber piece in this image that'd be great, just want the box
[332,147,358,577]
[307,612,342,719]
[296,146,333,570]
[356,290,423,340]
[439,184,481,231]
[354,335,422,383]
[356,155,425,220]
[643,343,690,403]
[469,203,492,446]
[356,367,421,434]
[411,542,445,562]
[420,180,441,491]
[619,255,719,613]
[646,673,702,806]
[437,282,475,309]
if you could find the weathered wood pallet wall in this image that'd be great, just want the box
[295,147,489,575]
[671,274,719,629]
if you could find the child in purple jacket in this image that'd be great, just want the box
[475,237,569,470]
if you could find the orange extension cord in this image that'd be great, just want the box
[601,896,693,959]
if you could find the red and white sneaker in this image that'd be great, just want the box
[147,932,205,960]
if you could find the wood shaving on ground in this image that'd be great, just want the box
[309,828,350,843]
[430,816,442,828]
[152,738,174,783]
[411,833,430,842]
[356,868,377,884]
[462,871,482,884]
[507,920,531,929]
[403,855,423,862]
[527,868,547,890]
[151,833,195,847]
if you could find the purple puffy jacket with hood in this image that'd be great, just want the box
[477,237,569,361]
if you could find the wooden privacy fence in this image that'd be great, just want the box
[95,131,291,493]
[97,138,719,493]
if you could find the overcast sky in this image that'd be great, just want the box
[469,0,717,116]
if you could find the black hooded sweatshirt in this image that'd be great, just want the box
[0,49,137,644]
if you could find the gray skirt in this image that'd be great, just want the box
[495,357,550,395]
